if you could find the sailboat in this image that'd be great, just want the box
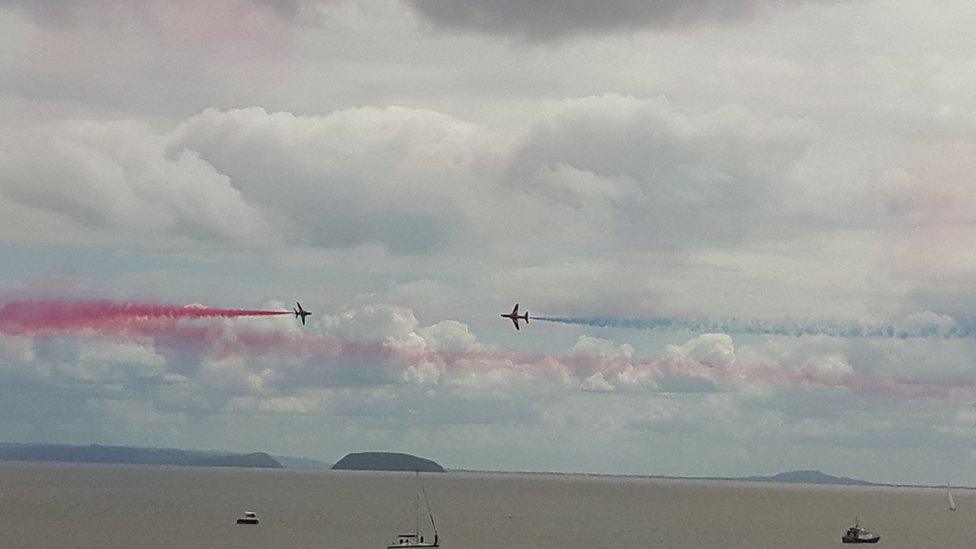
[387,472,439,548]
[947,483,957,512]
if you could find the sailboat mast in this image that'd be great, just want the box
[423,482,438,537]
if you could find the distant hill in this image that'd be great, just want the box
[735,470,873,486]
[190,452,283,468]
[332,452,444,473]
[0,443,283,469]
[274,455,333,469]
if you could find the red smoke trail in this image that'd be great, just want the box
[4,299,976,402]
[0,299,290,336]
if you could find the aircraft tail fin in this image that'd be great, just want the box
[525,312,529,323]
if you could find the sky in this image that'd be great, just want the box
[2,0,976,485]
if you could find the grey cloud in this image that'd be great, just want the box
[169,106,499,254]
[0,0,80,28]
[408,0,762,40]
[1,0,301,28]
[509,94,815,246]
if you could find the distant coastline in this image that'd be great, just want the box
[451,468,877,486]
[0,443,283,469]
[0,442,962,489]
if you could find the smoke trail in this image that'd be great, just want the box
[0,299,291,335]
[534,316,974,339]
[2,298,975,401]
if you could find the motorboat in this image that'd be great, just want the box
[842,517,879,544]
[236,510,259,525]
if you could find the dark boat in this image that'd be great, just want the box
[236,510,259,525]
[842,517,879,543]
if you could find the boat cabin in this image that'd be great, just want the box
[236,510,259,525]
[388,532,439,547]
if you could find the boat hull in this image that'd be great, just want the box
[842,537,880,544]
[236,518,259,525]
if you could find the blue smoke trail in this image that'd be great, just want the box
[533,316,975,339]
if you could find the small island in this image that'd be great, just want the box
[332,452,445,473]
[737,470,872,486]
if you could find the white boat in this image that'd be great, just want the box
[842,517,880,544]
[947,484,957,512]
[236,510,259,525]
[388,532,438,547]
[387,473,439,548]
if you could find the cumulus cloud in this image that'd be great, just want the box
[320,304,419,342]
[0,97,816,258]
[0,119,276,245]
[170,105,507,253]
[571,335,634,359]
[416,320,479,352]
[666,333,736,367]
[581,372,616,392]
[509,94,815,246]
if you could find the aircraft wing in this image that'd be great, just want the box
[511,317,520,330]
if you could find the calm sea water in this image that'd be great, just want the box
[0,462,970,548]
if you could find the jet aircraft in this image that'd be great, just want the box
[501,303,529,330]
[294,302,311,325]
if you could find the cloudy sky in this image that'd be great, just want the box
[3,0,976,484]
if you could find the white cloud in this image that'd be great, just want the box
[169,105,504,253]
[666,333,736,367]
[581,372,616,392]
[571,335,634,359]
[402,360,442,386]
[510,94,815,247]
[0,119,276,245]
[416,320,479,352]
[0,95,818,261]
[321,304,419,341]
[799,355,855,384]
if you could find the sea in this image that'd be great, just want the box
[0,462,969,548]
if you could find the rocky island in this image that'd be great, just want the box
[332,452,444,472]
